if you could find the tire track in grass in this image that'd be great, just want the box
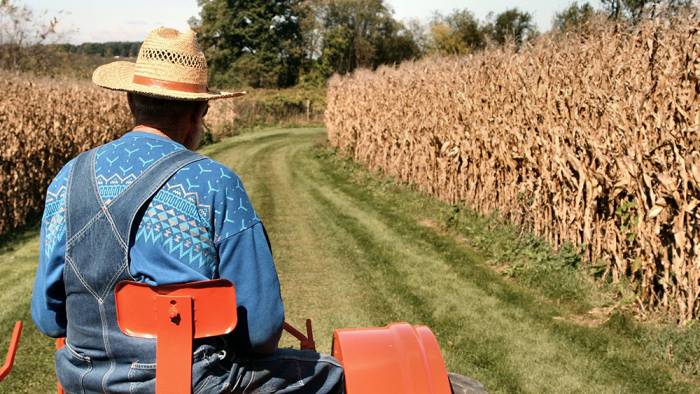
[210,128,373,352]
[296,152,580,393]
[283,137,538,391]
[200,129,295,159]
[303,184,528,393]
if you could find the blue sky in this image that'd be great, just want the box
[25,0,586,44]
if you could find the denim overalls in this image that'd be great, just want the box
[56,147,205,393]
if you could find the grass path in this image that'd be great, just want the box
[0,127,698,393]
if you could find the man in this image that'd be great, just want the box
[31,27,344,393]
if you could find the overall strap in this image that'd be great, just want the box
[66,149,103,240]
[66,147,205,247]
[106,149,205,246]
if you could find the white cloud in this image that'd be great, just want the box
[24,0,200,43]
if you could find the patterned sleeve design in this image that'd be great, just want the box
[42,160,74,258]
[131,158,261,280]
[134,163,217,274]
[210,165,260,243]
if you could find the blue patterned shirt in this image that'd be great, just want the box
[31,130,284,351]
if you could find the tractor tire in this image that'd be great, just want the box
[448,372,487,394]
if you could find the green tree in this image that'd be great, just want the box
[311,0,419,78]
[66,42,141,58]
[428,9,485,55]
[296,0,325,83]
[193,0,305,88]
[553,2,596,31]
[600,0,694,20]
[403,18,428,53]
[428,22,465,55]
[372,21,420,67]
[484,8,538,47]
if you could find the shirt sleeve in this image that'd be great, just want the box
[31,223,67,337]
[31,163,72,338]
[216,222,284,353]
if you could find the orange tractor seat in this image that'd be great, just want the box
[114,279,238,394]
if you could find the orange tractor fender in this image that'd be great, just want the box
[332,323,451,394]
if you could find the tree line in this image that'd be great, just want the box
[0,0,695,85]
[191,0,697,89]
[191,0,541,88]
[55,42,141,58]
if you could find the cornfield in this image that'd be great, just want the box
[326,16,700,322]
[0,72,131,235]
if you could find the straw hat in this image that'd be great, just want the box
[92,27,245,101]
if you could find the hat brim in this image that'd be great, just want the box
[92,61,246,101]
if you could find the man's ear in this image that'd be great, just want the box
[195,101,208,121]
[185,102,202,127]
[189,106,200,124]
[126,93,140,126]
[126,93,135,113]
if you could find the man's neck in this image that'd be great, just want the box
[133,124,185,145]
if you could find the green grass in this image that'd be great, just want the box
[1,127,699,393]
[0,230,58,393]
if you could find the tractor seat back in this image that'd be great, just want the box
[114,279,237,394]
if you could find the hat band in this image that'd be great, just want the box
[133,75,208,93]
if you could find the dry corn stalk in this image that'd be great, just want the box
[326,16,700,323]
[0,72,131,235]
